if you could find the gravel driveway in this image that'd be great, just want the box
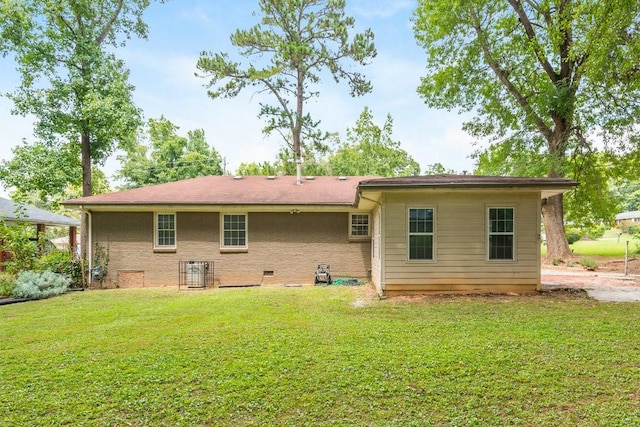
[541,269,640,302]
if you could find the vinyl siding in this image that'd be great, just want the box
[381,191,541,295]
[90,211,371,288]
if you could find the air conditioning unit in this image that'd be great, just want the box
[186,262,207,287]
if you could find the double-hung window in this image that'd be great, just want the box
[350,213,370,238]
[408,208,434,260]
[488,207,515,260]
[155,213,176,249]
[222,213,247,249]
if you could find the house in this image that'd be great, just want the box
[63,174,576,295]
[0,197,81,270]
[615,210,640,226]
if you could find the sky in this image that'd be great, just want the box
[0,0,477,197]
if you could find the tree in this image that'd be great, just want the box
[235,145,331,177]
[329,108,420,177]
[116,117,223,188]
[414,0,640,260]
[423,163,457,175]
[612,180,640,213]
[0,141,81,204]
[236,161,280,176]
[0,139,111,212]
[197,0,376,184]
[1,0,156,198]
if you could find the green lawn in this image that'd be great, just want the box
[1,287,639,426]
[570,236,640,257]
[542,231,640,258]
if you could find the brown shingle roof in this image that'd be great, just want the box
[356,174,577,201]
[64,175,377,206]
[64,174,578,209]
[358,174,578,189]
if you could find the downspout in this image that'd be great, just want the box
[85,208,93,286]
[358,193,386,298]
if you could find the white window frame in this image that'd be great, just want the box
[154,212,176,250]
[487,206,516,261]
[407,207,435,262]
[349,213,371,239]
[220,213,248,251]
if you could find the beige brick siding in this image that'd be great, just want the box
[91,211,371,288]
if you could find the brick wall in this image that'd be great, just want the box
[90,211,371,288]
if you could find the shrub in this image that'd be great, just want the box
[0,221,39,274]
[35,250,84,288]
[579,256,598,271]
[586,225,606,239]
[628,225,640,237]
[0,272,16,297]
[565,228,583,244]
[12,270,70,300]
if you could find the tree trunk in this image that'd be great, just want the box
[81,133,92,197]
[80,133,92,265]
[542,193,572,261]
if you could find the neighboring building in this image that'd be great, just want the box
[615,210,640,226]
[63,175,576,296]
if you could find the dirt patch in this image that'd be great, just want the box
[385,288,590,303]
[545,255,640,275]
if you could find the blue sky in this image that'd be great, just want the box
[0,0,476,195]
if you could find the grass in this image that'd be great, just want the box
[1,287,640,426]
[570,237,640,257]
[542,230,640,258]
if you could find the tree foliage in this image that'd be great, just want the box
[423,162,457,175]
[116,117,223,188]
[0,140,111,213]
[235,145,331,177]
[414,0,640,260]
[1,0,156,197]
[0,141,81,202]
[329,107,420,177]
[196,0,376,183]
[612,180,640,213]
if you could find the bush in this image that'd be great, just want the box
[0,221,40,274]
[579,256,598,271]
[628,225,640,237]
[35,251,84,288]
[12,270,70,300]
[0,272,16,297]
[565,228,583,244]
[586,225,606,239]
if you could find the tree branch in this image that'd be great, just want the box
[470,8,553,141]
[95,0,124,45]
[506,0,559,82]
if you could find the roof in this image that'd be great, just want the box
[64,174,579,211]
[0,197,80,227]
[615,211,640,221]
[64,175,377,208]
[358,174,577,198]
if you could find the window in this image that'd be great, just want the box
[222,213,247,248]
[408,208,434,260]
[155,213,176,248]
[350,214,370,238]
[488,207,515,260]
